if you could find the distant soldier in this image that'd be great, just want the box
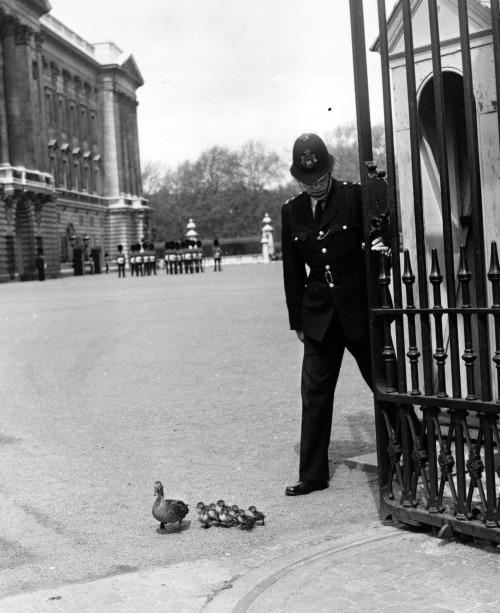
[135,243,144,276]
[184,240,194,273]
[129,244,136,277]
[212,239,222,272]
[149,243,157,275]
[117,244,126,278]
[142,242,150,276]
[197,240,204,272]
[164,242,171,274]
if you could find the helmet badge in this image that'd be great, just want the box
[300,147,318,169]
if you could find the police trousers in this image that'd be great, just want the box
[299,313,372,482]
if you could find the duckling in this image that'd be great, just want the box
[236,509,254,529]
[207,504,220,526]
[152,481,189,532]
[215,499,225,514]
[199,508,212,528]
[219,507,235,528]
[246,506,266,525]
[195,502,205,516]
[228,505,240,521]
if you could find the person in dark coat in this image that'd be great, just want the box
[281,132,390,497]
[35,248,46,281]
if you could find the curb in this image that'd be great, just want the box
[203,525,407,612]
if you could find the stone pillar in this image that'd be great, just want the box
[262,213,274,257]
[0,16,9,165]
[33,32,46,171]
[261,231,269,263]
[100,78,120,198]
[13,21,38,169]
[131,101,142,197]
[1,15,23,166]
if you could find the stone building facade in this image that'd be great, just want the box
[0,0,147,281]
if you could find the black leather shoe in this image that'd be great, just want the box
[285,480,329,496]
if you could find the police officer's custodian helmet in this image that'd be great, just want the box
[290,133,335,184]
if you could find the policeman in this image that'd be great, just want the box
[281,133,389,496]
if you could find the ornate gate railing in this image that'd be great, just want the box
[350,0,500,542]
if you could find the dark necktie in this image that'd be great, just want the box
[315,200,324,226]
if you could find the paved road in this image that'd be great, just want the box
[0,264,380,601]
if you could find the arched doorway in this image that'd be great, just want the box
[418,71,474,297]
[418,71,480,392]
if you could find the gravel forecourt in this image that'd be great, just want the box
[0,262,382,600]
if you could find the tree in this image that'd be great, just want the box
[238,140,285,193]
[147,140,286,242]
[141,160,166,198]
[325,123,386,181]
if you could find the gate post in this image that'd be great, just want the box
[349,0,393,520]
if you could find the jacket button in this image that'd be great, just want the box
[294,237,298,241]
[321,248,327,254]
[325,265,330,271]
[343,225,347,229]
[329,283,334,288]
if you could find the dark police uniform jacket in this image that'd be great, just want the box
[281,178,369,343]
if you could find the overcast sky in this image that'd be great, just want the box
[47,0,397,170]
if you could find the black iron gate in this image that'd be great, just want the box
[350,0,500,542]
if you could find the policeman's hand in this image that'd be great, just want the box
[295,330,305,343]
[368,236,391,256]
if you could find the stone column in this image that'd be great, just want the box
[100,77,120,198]
[131,100,141,197]
[13,21,37,169]
[0,15,10,165]
[1,15,22,166]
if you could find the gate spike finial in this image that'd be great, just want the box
[488,241,500,308]
[488,240,500,279]
[402,249,415,283]
[458,245,471,281]
[429,248,442,283]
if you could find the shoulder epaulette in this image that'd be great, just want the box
[284,191,304,205]
[342,181,361,188]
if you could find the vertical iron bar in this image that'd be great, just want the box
[350,0,373,170]
[427,0,461,398]
[401,0,433,395]
[425,407,439,514]
[457,0,491,400]
[377,0,406,394]
[349,0,391,522]
[379,252,396,392]
[488,241,500,402]
[430,249,448,397]
[452,410,468,521]
[403,250,421,395]
[458,246,477,400]
[482,414,497,528]
[401,407,413,508]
